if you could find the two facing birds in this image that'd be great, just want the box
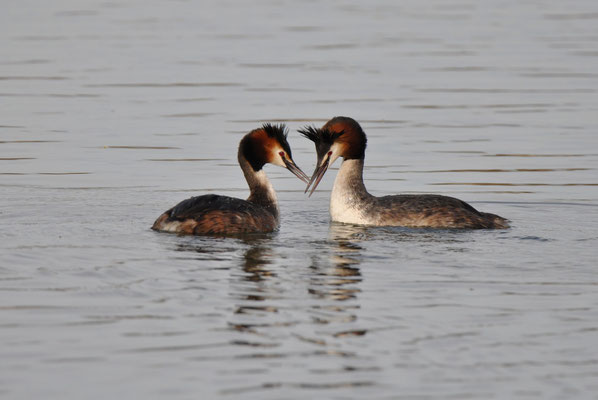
[153,116,509,235]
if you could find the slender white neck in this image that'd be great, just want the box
[332,158,369,199]
[239,154,279,217]
[330,158,372,224]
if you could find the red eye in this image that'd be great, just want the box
[279,151,285,157]
[328,151,332,156]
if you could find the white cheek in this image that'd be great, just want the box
[328,143,342,166]
[270,148,287,168]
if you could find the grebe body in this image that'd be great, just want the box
[152,124,307,235]
[300,117,509,229]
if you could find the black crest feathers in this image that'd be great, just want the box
[298,125,344,145]
[261,123,292,157]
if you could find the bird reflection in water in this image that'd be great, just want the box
[239,237,275,283]
[308,223,367,336]
[172,235,278,320]
[228,236,289,337]
[229,236,280,313]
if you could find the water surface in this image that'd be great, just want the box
[2,1,598,399]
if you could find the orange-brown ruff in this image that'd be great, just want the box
[299,117,509,229]
[152,124,308,235]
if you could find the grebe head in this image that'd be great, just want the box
[299,116,367,195]
[240,123,309,183]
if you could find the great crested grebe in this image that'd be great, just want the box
[299,116,509,229]
[152,124,308,235]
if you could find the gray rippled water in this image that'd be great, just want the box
[2,0,598,399]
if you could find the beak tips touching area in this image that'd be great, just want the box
[282,156,310,184]
[304,153,331,197]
